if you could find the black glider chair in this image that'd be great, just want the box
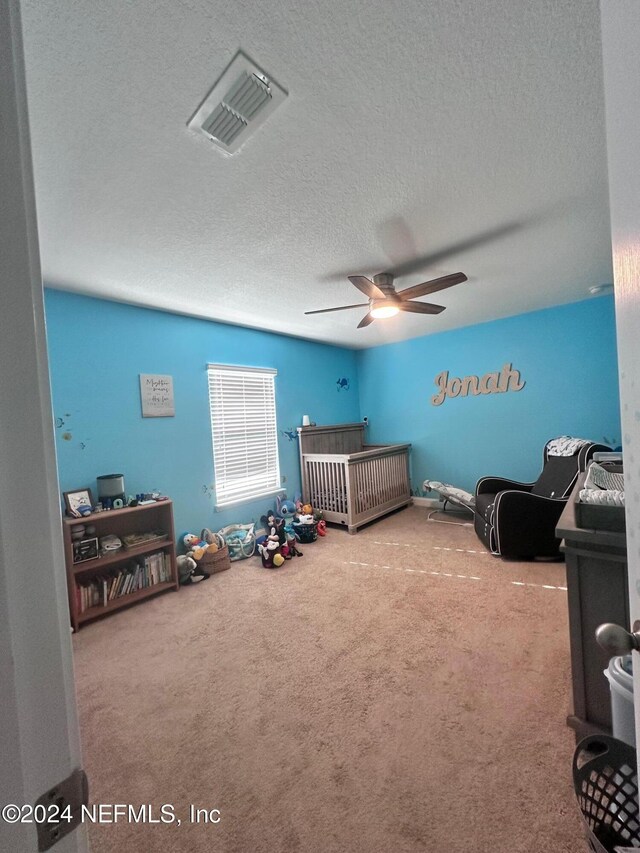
[474,440,609,558]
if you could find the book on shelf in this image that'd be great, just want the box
[75,550,172,613]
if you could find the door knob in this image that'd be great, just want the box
[595,622,640,656]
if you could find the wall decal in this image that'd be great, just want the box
[431,362,525,406]
[280,428,298,441]
[336,377,350,392]
[140,374,175,417]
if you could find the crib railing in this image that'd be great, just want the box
[301,443,411,533]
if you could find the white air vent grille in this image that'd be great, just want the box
[188,52,287,155]
[202,103,247,147]
[224,72,271,119]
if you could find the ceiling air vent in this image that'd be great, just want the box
[188,51,287,155]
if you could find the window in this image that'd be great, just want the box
[207,363,281,507]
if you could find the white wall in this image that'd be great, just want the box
[600,2,640,622]
[0,1,86,850]
[600,0,640,763]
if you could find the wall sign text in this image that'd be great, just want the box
[140,374,175,417]
[431,362,525,406]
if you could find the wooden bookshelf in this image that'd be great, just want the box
[62,500,179,630]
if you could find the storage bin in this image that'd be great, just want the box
[217,523,256,560]
[198,544,231,574]
[604,655,635,747]
[573,733,640,852]
[292,520,318,543]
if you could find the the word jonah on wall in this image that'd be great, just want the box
[431,362,525,406]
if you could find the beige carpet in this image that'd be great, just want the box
[72,506,587,853]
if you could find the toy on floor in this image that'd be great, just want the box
[276,496,303,556]
[261,510,292,559]
[176,554,210,585]
[294,496,314,516]
[182,531,218,562]
[257,528,285,569]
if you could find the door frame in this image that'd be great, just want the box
[0,2,87,851]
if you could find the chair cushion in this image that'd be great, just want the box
[531,455,579,499]
[475,492,496,523]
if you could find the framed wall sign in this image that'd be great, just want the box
[140,374,175,417]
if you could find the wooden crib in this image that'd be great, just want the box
[297,423,411,534]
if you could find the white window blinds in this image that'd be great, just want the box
[207,364,280,507]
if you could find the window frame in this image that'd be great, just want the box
[207,363,282,509]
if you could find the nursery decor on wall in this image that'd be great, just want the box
[139,374,175,417]
[431,362,525,406]
[357,296,620,498]
[45,290,360,537]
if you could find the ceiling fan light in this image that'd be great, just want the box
[370,300,399,319]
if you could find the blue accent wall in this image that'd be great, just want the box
[44,290,360,536]
[356,297,621,495]
[45,291,621,534]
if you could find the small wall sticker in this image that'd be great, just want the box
[336,377,350,392]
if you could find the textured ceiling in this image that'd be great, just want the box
[20,0,612,349]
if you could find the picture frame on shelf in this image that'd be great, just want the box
[73,537,99,563]
[63,488,94,518]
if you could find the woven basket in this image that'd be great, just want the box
[197,544,231,574]
[573,734,640,852]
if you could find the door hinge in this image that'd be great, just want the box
[35,768,88,851]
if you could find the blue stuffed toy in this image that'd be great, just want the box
[276,495,303,556]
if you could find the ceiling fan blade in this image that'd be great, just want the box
[348,275,385,299]
[304,303,369,315]
[357,313,375,328]
[397,272,467,301]
[322,219,527,283]
[384,221,522,279]
[397,301,446,315]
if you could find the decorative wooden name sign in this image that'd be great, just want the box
[431,362,525,406]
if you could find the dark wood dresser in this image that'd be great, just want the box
[556,474,628,741]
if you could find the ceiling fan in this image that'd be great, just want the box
[305,271,468,328]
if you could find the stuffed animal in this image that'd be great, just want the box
[183,532,217,562]
[316,519,327,536]
[257,527,285,569]
[261,510,291,559]
[277,496,298,518]
[276,496,303,556]
[176,554,210,584]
